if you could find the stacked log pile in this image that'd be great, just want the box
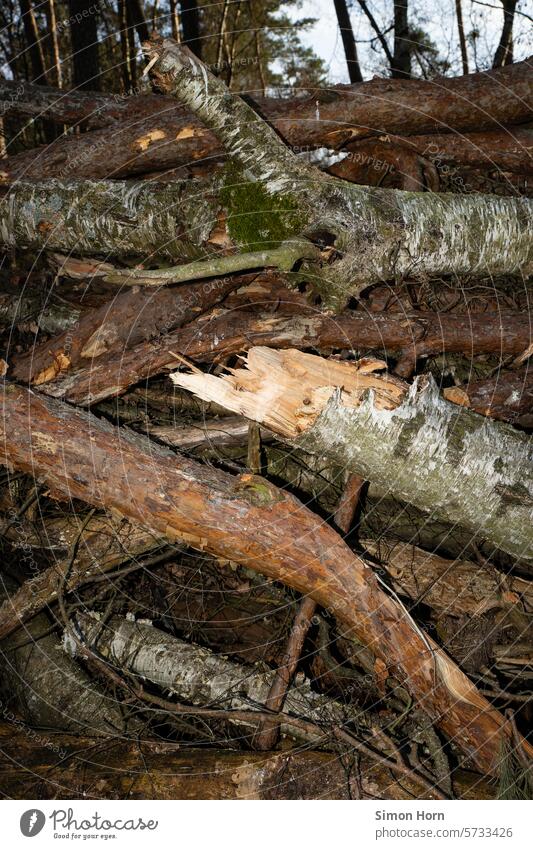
[0,35,531,801]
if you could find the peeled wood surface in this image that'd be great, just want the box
[0,380,521,774]
[172,348,533,564]
[1,61,531,181]
[0,724,494,799]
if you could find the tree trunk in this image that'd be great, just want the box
[444,368,533,426]
[0,723,493,799]
[180,0,202,59]
[360,537,533,617]
[69,612,365,745]
[11,272,256,384]
[493,0,517,68]
[455,0,469,74]
[392,0,411,79]
[333,0,363,83]
[68,0,100,90]
[0,581,130,735]
[1,175,530,310]
[0,380,524,774]
[19,305,531,406]
[44,0,62,88]
[0,60,530,178]
[4,60,530,134]
[172,347,533,564]
[19,0,47,84]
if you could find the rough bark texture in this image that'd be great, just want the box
[70,612,362,745]
[11,304,532,401]
[0,380,521,774]
[360,537,533,617]
[0,175,530,311]
[172,348,533,563]
[1,60,530,180]
[444,368,533,426]
[10,273,256,383]
[0,723,493,799]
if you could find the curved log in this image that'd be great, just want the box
[0,379,525,774]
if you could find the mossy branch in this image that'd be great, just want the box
[103,239,320,286]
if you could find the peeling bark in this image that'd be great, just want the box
[16,306,532,404]
[69,612,363,745]
[172,347,533,563]
[0,379,522,774]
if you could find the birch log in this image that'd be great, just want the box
[171,347,533,563]
[69,612,364,745]
[0,379,525,774]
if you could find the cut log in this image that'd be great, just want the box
[0,379,524,774]
[330,127,533,191]
[444,368,533,426]
[360,538,533,617]
[0,723,493,799]
[17,307,532,404]
[0,579,131,735]
[1,59,531,181]
[171,347,533,564]
[69,612,365,745]
[10,272,256,383]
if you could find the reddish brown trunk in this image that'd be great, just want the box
[0,381,525,775]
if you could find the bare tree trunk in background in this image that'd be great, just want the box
[455,0,469,74]
[392,0,411,79]
[333,0,364,83]
[170,0,180,40]
[19,0,47,83]
[68,0,100,90]
[118,0,133,91]
[44,0,62,87]
[128,0,150,44]
[493,0,517,68]
[180,0,202,59]
[354,0,394,67]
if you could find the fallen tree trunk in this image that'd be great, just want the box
[10,271,256,383]
[1,60,530,181]
[2,175,529,308]
[444,368,533,426]
[18,307,532,404]
[172,347,533,564]
[329,127,533,191]
[0,723,492,799]
[69,611,365,745]
[0,579,130,735]
[0,379,523,774]
[3,38,530,310]
[360,538,533,617]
